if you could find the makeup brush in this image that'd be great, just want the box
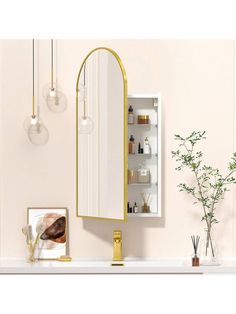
[33,222,45,249]
[22,224,33,244]
[22,224,34,261]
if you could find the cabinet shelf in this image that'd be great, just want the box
[128,183,157,186]
[128,153,157,157]
[128,123,157,127]
[127,213,160,218]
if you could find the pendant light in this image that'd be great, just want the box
[44,39,67,113]
[24,39,49,146]
[78,62,94,134]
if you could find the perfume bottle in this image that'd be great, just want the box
[129,135,135,154]
[133,202,138,213]
[127,202,130,213]
[128,105,134,124]
[138,142,141,154]
[143,137,151,154]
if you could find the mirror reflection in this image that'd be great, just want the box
[76,48,127,220]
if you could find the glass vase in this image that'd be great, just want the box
[200,227,220,266]
[26,243,36,263]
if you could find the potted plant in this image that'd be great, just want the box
[172,131,236,265]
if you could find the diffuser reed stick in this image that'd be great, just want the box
[141,192,151,204]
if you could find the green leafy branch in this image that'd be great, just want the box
[172,131,236,256]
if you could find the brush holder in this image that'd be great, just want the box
[28,248,36,263]
[25,234,41,263]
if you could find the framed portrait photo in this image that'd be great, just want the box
[27,207,68,260]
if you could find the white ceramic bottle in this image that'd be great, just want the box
[143,137,151,154]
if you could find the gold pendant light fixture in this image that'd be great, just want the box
[78,62,94,134]
[24,39,49,145]
[44,39,67,113]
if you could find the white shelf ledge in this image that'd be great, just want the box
[128,153,157,157]
[1,258,236,274]
[128,123,157,127]
[128,183,157,186]
[128,94,160,99]
[127,213,160,218]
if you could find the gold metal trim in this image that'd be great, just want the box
[78,215,126,221]
[75,47,128,222]
[27,207,69,260]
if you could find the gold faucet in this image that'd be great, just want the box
[113,230,122,261]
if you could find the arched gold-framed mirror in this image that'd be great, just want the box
[76,47,128,221]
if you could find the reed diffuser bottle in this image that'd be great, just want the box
[140,192,151,213]
[191,235,200,267]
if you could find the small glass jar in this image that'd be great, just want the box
[128,169,138,184]
[138,115,149,124]
[137,167,150,183]
[128,135,135,154]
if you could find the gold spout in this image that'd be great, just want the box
[113,230,122,261]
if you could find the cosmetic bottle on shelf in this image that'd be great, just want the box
[138,115,149,124]
[133,202,138,213]
[128,105,134,124]
[143,137,151,154]
[138,142,141,154]
[128,169,138,184]
[128,202,133,213]
[137,164,150,183]
[129,135,135,154]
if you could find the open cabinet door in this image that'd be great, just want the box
[76,47,128,221]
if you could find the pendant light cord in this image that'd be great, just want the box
[32,39,35,117]
[83,62,86,117]
[51,39,54,89]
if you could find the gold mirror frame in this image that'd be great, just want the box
[75,47,128,221]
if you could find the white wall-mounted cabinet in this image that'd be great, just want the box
[127,94,161,218]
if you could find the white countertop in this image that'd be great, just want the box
[1,258,236,274]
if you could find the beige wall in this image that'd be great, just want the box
[0,40,235,258]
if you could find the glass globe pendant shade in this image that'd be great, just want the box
[23,115,38,132]
[46,87,67,113]
[27,118,49,145]
[42,82,61,99]
[78,116,94,134]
